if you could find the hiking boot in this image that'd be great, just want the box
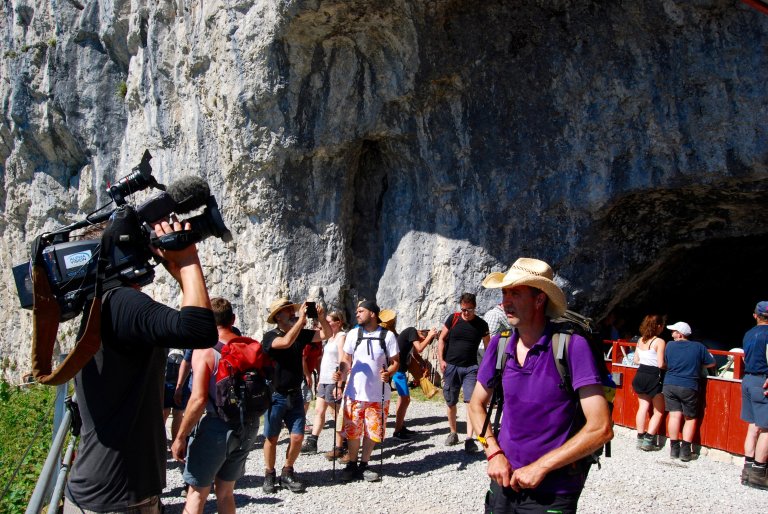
[641,434,660,452]
[262,470,278,494]
[464,438,479,454]
[748,464,768,490]
[670,440,680,459]
[359,462,380,482]
[340,462,360,482]
[280,467,305,493]
[340,451,354,464]
[445,432,459,446]
[400,426,417,435]
[325,446,346,461]
[742,463,751,486]
[680,442,692,462]
[636,434,645,449]
[300,435,317,454]
[392,430,411,441]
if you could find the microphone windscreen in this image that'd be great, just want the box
[167,176,210,214]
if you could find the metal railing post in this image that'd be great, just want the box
[25,396,73,514]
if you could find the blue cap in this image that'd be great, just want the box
[755,301,768,317]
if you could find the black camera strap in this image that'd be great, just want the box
[30,233,106,386]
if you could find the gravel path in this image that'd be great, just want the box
[161,400,766,513]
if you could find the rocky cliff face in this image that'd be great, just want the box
[2,0,767,378]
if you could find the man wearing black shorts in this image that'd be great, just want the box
[438,292,490,453]
[662,321,715,461]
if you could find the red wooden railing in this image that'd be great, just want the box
[606,341,747,455]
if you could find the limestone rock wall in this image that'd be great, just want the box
[1,0,767,378]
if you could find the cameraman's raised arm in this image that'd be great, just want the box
[132,217,218,348]
[152,218,211,311]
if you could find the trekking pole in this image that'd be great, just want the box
[381,364,386,480]
[333,366,339,481]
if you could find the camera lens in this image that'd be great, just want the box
[107,151,158,205]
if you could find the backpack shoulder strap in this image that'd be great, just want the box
[496,330,512,372]
[478,330,514,444]
[552,331,574,393]
[378,327,390,364]
[450,312,461,330]
[354,327,365,352]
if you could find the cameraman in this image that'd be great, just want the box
[64,217,217,514]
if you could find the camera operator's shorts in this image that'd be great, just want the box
[316,383,342,404]
[183,415,259,487]
[443,363,478,407]
[342,398,390,443]
[392,371,410,397]
[484,480,580,514]
[663,384,699,417]
[741,373,768,428]
[263,391,305,438]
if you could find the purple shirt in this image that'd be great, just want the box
[477,323,601,494]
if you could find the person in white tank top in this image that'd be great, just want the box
[301,311,347,459]
[632,314,667,451]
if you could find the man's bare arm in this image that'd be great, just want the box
[509,384,613,491]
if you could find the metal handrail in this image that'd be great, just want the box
[25,387,76,514]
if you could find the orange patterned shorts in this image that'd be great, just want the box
[342,398,390,443]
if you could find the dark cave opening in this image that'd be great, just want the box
[610,234,768,352]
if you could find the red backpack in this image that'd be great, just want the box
[213,337,274,428]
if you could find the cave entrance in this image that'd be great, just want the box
[610,234,768,351]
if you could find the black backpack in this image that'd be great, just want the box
[479,310,615,469]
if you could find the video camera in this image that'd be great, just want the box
[13,150,232,321]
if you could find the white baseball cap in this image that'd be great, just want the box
[666,321,692,337]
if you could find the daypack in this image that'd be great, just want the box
[213,337,274,429]
[479,310,616,471]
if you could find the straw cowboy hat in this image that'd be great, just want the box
[378,309,397,331]
[267,298,299,324]
[481,257,567,318]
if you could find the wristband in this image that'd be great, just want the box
[486,449,505,462]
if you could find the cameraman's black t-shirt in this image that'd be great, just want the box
[397,327,420,373]
[262,328,315,393]
[443,314,489,367]
[66,287,216,511]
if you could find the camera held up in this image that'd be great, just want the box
[13,150,232,321]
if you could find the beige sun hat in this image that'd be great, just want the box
[378,309,397,331]
[481,257,567,318]
[267,298,299,324]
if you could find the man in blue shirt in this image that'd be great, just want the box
[741,301,768,489]
[662,321,715,462]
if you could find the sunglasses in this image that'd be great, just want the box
[460,308,475,313]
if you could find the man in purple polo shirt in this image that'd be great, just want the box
[469,258,613,513]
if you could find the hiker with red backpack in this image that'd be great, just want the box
[261,297,332,493]
[468,258,613,514]
[172,297,271,513]
[437,292,490,453]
